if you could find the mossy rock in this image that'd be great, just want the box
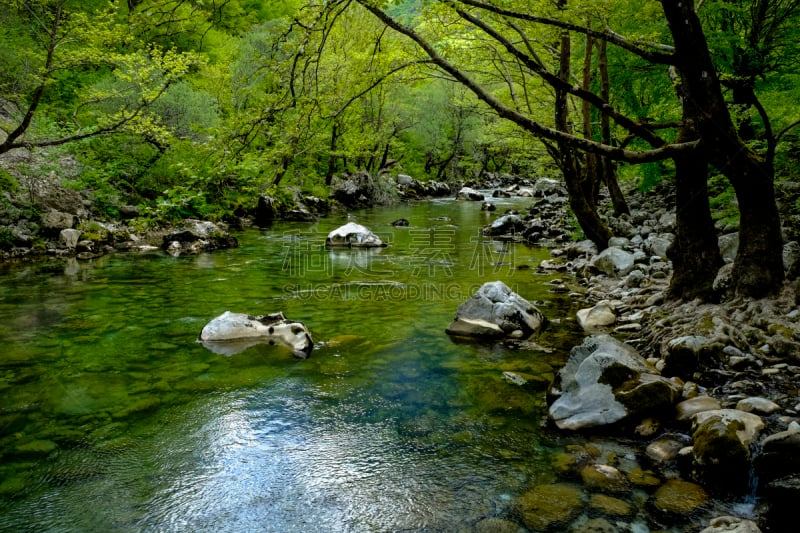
[14,439,58,457]
[111,396,161,419]
[580,464,630,494]
[552,451,579,473]
[648,479,708,521]
[626,467,661,490]
[474,517,525,533]
[589,493,635,518]
[514,483,584,531]
[0,475,27,496]
[767,323,793,338]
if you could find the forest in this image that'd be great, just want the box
[1,0,800,301]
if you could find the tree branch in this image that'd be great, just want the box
[324,60,435,119]
[455,0,676,64]
[455,7,668,148]
[356,0,697,163]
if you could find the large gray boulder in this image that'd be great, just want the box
[445,281,545,339]
[644,233,674,259]
[40,210,76,237]
[60,228,81,249]
[576,302,617,331]
[325,222,385,248]
[548,335,681,430]
[590,246,635,277]
[199,311,313,358]
[718,232,739,263]
[532,178,566,197]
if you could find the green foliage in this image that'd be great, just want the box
[0,168,18,193]
[708,174,740,227]
[638,162,664,192]
[0,227,14,250]
[141,186,211,224]
[77,220,112,244]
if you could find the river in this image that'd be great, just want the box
[0,196,734,531]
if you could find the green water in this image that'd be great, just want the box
[0,197,585,531]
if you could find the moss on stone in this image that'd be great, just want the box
[514,483,584,531]
[649,479,708,518]
[589,493,635,517]
[627,467,661,489]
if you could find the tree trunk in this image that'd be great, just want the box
[555,30,612,249]
[668,146,724,300]
[597,37,629,216]
[661,0,784,297]
[722,153,784,297]
[325,122,340,186]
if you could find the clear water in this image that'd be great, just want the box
[0,196,587,531]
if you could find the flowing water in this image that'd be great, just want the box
[0,196,735,531]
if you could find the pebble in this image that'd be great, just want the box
[736,397,781,415]
[676,396,722,421]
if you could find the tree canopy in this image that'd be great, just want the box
[1,0,799,299]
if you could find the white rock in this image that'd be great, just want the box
[199,311,313,358]
[576,302,617,331]
[325,222,385,248]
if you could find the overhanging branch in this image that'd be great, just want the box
[356,0,697,163]
[455,0,676,65]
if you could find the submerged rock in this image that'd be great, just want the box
[648,479,709,522]
[445,281,545,339]
[514,483,584,531]
[199,311,313,358]
[325,222,386,248]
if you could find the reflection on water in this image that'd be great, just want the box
[1,196,584,531]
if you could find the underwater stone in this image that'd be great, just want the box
[648,479,709,522]
[514,483,584,531]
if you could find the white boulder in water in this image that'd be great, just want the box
[199,311,313,358]
[325,222,386,248]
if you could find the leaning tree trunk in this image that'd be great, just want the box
[597,38,629,216]
[662,0,784,298]
[556,30,612,249]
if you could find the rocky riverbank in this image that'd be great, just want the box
[470,177,800,532]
